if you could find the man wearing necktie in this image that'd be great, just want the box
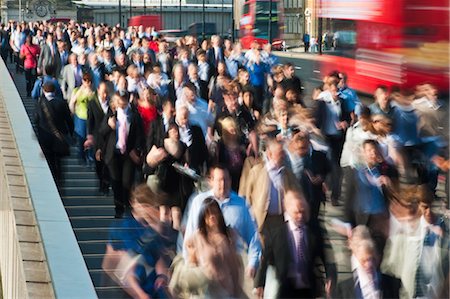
[100,92,145,218]
[61,54,82,102]
[255,189,334,298]
[38,33,61,76]
[286,130,331,225]
[245,139,297,233]
[335,226,401,299]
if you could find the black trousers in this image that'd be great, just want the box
[95,158,110,189]
[13,52,22,73]
[24,67,37,96]
[108,151,135,214]
[341,166,355,223]
[326,134,345,202]
[279,281,312,299]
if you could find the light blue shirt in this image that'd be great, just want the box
[182,190,261,269]
[176,97,213,137]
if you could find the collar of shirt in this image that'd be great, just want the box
[351,255,378,290]
[99,97,109,113]
[284,212,304,232]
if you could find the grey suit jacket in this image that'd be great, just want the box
[60,64,80,101]
[38,44,61,76]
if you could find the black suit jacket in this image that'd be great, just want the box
[313,98,351,135]
[207,47,224,76]
[99,106,145,165]
[35,96,74,151]
[299,150,331,221]
[35,97,74,135]
[189,79,209,101]
[255,221,332,297]
[334,273,401,299]
[87,97,108,151]
[167,80,185,105]
[186,125,208,174]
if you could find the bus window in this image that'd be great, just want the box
[254,1,280,40]
[243,3,250,15]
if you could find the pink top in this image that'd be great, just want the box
[20,44,40,69]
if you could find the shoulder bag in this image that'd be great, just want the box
[39,97,70,157]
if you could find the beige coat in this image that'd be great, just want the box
[244,161,297,231]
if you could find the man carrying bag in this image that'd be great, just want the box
[35,81,74,184]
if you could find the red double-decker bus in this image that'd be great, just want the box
[316,0,449,94]
[239,0,284,49]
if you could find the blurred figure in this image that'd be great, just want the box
[100,92,145,218]
[286,130,330,224]
[347,139,397,253]
[19,34,40,97]
[182,197,245,298]
[369,85,395,120]
[255,188,334,299]
[183,165,261,282]
[335,226,402,299]
[87,82,111,195]
[69,72,96,166]
[60,53,83,102]
[382,184,448,299]
[37,32,61,76]
[34,81,73,183]
[314,78,350,205]
[245,138,297,231]
[102,184,175,299]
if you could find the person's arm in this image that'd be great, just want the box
[60,67,68,99]
[253,229,272,298]
[242,201,261,277]
[31,78,42,100]
[19,45,26,60]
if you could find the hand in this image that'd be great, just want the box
[246,266,256,279]
[84,134,94,149]
[208,99,216,113]
[253,287,264,299]
[95,149,102,161]
[108,116,116,130]
[253,110,261,120]
[378,175,391,188]
[154,275,168,290]
[310,175,324,185]
[325,278,333,299]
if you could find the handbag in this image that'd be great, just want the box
[39,97,70,157]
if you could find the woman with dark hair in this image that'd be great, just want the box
[136,86,158,136]
[20,34,40,97]
[183,197,244,298]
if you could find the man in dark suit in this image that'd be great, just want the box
[167,64,186,105]
[99,91,145,218]
[187,63,209,101]
[174,105,208,175]
[254,188,335,299]
[207,35,224,76]
[37,32,61,76]
[286,130,331,224]
[314,78,351,206]
[34,81,74,183]
[87,82,110,195]
[334,226,401,299]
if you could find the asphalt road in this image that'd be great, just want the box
[276,53,374,106]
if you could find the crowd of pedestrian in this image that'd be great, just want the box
[0,19,448,299]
